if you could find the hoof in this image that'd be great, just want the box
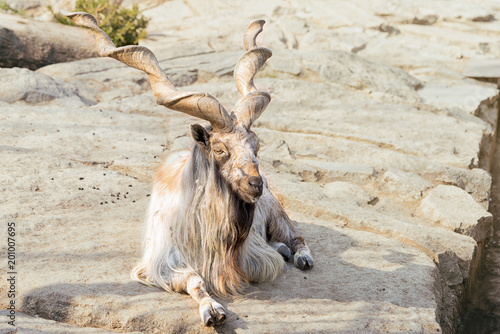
[200,298,227,327]
[277,244,292,261]
[295,253,314,270]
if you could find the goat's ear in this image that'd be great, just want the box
[190,123,210,148]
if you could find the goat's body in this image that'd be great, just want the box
[67,12,313,326]
[131,145,303,296]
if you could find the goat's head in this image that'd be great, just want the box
[191,121,262,203]
[62,12,272,203]
[185,20,271,203]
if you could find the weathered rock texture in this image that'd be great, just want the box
[1,0,500,333]
[0,12,97,69]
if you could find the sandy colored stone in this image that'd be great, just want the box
[322,181,376,205]
[0,98,443,334]
[379,168,433,200]
[256,127,492,205]
[464,58,500,78]
[417,81,498,115]
[0,12,97,70]
[419,185,493,242]
[266,49,421,101]
[298,158,375,181]
[0,68,80,104]
[0,310,141,333]
[2,1,500,333]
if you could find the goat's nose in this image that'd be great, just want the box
[248,176,263,191]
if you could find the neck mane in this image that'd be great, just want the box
[177,144,256,295]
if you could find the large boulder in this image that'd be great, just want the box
[0,12,97,70]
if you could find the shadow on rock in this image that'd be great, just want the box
[243,222,438,307]
[21,281,249,333]
[20,222,438,333]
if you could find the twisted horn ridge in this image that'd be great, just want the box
[233,20,272,129]
[244,20,265,51]
[61,10,234,133]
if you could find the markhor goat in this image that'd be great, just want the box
[63,11,313,326]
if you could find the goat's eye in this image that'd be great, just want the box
[214,149,225,155]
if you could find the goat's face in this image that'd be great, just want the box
[191,123,263,203]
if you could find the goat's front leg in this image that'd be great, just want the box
[272,224,313,270]
[261,189,314,270]
[289,231,314,270]
[270,231,313,270]
[174,274,226,326]
[188,276,226,326]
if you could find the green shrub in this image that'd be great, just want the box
[50,0,149,47]
[0,1,25,15]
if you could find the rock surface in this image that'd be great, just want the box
[419,185,493,242]
[0,12,97,69]
[0,310,141,333]
[1,1,500,333]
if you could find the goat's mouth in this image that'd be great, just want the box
[239,182,263,204]
[239,189,262,203]
[235,175,263,203]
